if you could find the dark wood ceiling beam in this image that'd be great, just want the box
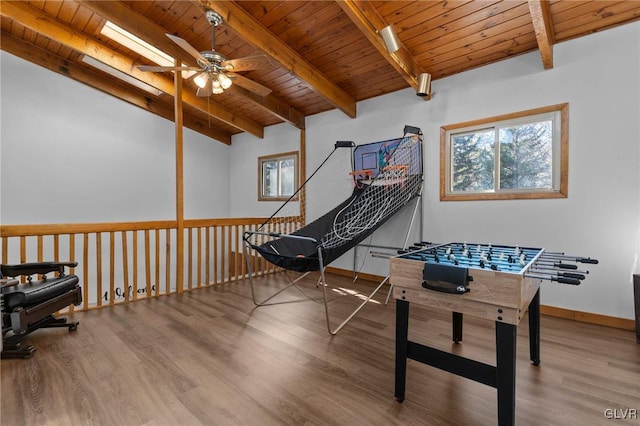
[194,0,357,119]
[0,31,232,144]
[338,0,430,100]
[77,0,305,130]
[528,0,555,69]
[0,0,263,139]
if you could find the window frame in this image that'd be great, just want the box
[258,151,299,202]
[440,103,569,201]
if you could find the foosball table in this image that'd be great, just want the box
[389,242,598,426]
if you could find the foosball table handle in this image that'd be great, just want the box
[554,277,581,285]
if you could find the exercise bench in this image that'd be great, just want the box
[1,261,82,359]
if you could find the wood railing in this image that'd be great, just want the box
[0,217,300,312]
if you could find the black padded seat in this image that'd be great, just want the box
[2,274,79,310]
[1,261,82,359]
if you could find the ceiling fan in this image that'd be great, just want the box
[138,10,273,96]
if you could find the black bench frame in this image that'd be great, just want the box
[1,261,82,359]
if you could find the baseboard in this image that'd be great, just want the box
[325,266,636,332]
[325,266,383,284]
[539,305,635,331]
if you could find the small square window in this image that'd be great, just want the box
[258,151,298,201]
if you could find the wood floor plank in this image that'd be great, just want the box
[2,273,639,425]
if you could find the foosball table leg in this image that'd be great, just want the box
[395,299,409,402]
[528,289,541,366]
[452,312,463,343]
[496,321,517,426]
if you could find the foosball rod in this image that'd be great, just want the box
[525,273,582,285]
[531,260,580,270]
[536,254,599,264]
[528,267,588,279]
[370,250,394,259]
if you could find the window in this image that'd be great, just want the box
[258,151,298,201]
[441,103,568,201]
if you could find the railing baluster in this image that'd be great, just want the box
[69,234,76,313]
[233,225,238,281]
[221,225,226,283]
[37,235,43,263]
[96,232,103,308]
[133,231,139,301]
[188,228,193,290]
[205,227,211,287]
[1,237,7,264]
[83,233,89,310]
[109,231,115,306]
[145,229,151,298]
[19,236,26,283]
[155,229,160,297]
[197,227,202,288]
[36,235,44,280]
[165,228,170,295]
[213,226,219,285]
[53,234,59,263]
[122,231,129,303]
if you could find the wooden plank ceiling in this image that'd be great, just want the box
[2,1,639,145]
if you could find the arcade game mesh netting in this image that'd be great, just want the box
[244,126,423,273]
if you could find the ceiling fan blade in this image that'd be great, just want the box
[232,74,272,96]
[137,65,201,72]
[166,33,210,66]
[222,55,273,72]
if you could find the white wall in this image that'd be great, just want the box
[230,122,301,217]
[230,22,640,320]
[0,51,230,224]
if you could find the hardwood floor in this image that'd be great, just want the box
[2,273,639,425]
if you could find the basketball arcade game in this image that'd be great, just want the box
[243,126,424,335]
[390,241,598,426]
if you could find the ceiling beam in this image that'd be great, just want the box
[0,0,263,140]
[77,0,305,130]
[193,0,357,119]
[528,0,555,69]
[0,31,231,144]
[338,0,430,100]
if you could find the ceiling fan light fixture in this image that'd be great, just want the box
[379,24,401,53]
[194,72,208,88]
[218,73,233,89]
